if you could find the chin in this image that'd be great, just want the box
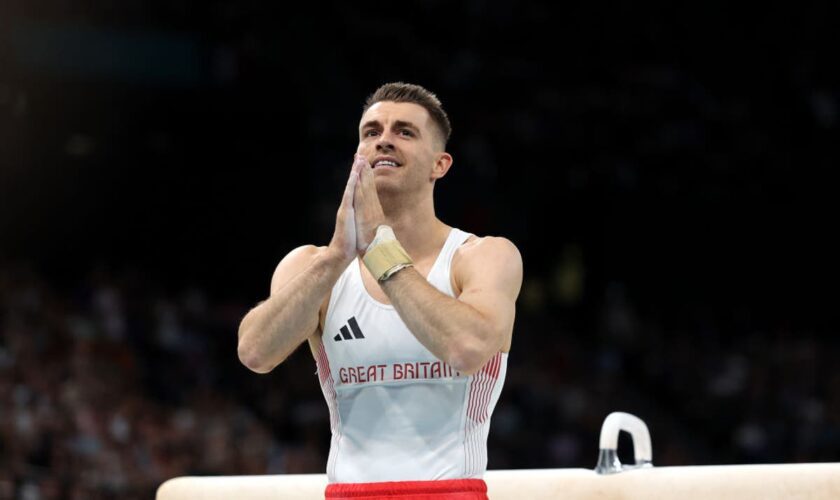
[373,176,403,192]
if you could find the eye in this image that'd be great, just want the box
[399,129,414,137]
[364,130,379,137]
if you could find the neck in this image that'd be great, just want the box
[378,189,449,261]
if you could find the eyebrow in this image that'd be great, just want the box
[394,120,421,135]
[361,120,423,136]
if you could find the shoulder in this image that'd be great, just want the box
[455,235,522,267]
[453,235,523,294]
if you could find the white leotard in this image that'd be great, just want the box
[314,227,508,483]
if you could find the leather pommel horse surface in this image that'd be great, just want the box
[156,463,840,500]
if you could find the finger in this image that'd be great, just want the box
[361,156,376,193]
[356,153,368,179]
[353,153,368,172]
[354,168,365,202]
[340,167,359,209]
[356,154,369,179]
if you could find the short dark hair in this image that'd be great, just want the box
[363,82,452,147]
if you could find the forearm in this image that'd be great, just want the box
[238,251,347,372]
[381,267,496,374]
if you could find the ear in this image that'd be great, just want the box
[430,152,453,181]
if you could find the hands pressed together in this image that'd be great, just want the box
[328,155,387,265]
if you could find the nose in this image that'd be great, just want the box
[375,130,395,152]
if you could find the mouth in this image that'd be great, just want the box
[372,157,402,169]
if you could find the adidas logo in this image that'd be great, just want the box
[334,316,366,341]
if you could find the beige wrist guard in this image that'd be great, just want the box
[363,225,414,281]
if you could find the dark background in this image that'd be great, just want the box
[1,2,838,498]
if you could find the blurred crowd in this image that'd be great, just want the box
[0,265,317,499]
[1,260,837,499]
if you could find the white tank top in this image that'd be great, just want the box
[314,227,508,483]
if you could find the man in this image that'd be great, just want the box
[237,82,523,499]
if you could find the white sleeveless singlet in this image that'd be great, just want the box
[314,227,508,483]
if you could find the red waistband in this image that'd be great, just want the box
[325,478,488,499]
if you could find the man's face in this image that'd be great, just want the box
[357,101,441,192]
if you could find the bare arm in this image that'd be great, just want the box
[351,154,523,375]
[237,157,365,373]
[380,237,523,375]
[237,246,347,373]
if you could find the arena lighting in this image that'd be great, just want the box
[156,412,840,500]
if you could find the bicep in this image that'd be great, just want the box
[269,245,325,295]
[456,238,523,346]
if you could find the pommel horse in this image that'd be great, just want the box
[157,412,840,499]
